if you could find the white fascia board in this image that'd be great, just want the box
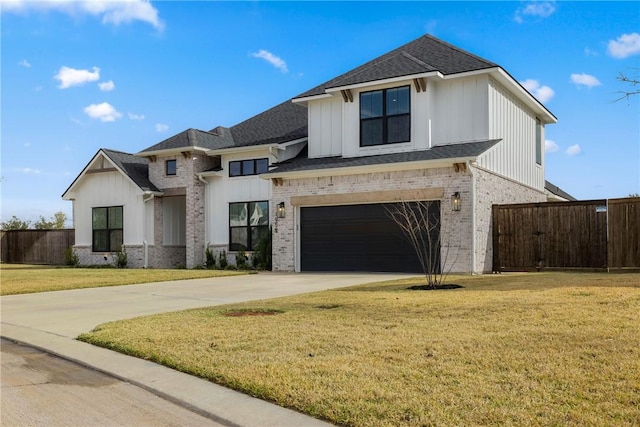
[275,137,308,149]
[135,146,209,158]
[292,93,333,104]
[197,170,224,178]
[261,156,477,180]
[491,68,558,124]
[206,144,278,156]
[324,71,443,94]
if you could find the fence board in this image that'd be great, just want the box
[608,198,640,268]
[0,230,75,265]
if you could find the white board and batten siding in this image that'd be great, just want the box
[71,170,150,247]
[480,78,545,191]
[204,150,272,247]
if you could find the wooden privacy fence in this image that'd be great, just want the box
[0,229,75,265]
[493,197,639,271]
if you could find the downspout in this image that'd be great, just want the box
[197,174,209,266]
[143,192,156,269]
[467,161,477,274]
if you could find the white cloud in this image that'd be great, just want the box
[156,123,169,132]
[55,66,100,89]
[128,112,145,120]
[18,59,31,68]
[584,47,598,57]
[545,139,559,153]
[570,73,601,88]
[607,33,640,59]
[515,1,556,23]
[84,102,122,122]
[251,49,288,73]
[98,80,115,91]
[2,0,164,30]
[566,144,581,156]
[14,167,42,175]
[520,79,555,103]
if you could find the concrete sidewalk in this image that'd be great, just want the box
[1,272,413,426]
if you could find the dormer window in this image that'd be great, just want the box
[360,86,410,147]
[166,159,177,176]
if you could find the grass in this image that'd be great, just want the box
[79,273,640,427]
[0,264,247,295]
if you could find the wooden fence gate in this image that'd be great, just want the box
[492,198,639,271]
[0,229,75,265]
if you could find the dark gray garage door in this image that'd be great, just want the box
[300,202,440,273]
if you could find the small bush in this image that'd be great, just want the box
[218,250,228,269]
[205,247,216,269]
[65,247,80,267]
[113,247,128,269]
[235,250,248,270]
[252,228,272,270]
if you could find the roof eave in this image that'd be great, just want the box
[261,155,478,180]
[206,143,280,156]
[136,146,210,158]
[491,68,558,124]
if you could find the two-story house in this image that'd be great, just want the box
[62,34,557,273]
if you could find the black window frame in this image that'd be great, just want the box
[92,206,123,252]
[228,158,269,177]
[360,85,411,147]
[166,159,177,176]
[228,201,269,251]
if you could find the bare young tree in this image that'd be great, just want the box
[386,200,456,289]
[615,70,639,102]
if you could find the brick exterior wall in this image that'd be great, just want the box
[271,167,473,273]
[148,153,217,269]
[473,166,546,273]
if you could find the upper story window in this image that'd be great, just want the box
[166,159,177,176]
[92,206,123,252]
[229,158,269,177]
[360,86,410,147]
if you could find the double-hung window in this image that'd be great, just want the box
[229,158,269,177]
[229,201,269,251]
[92,206,123,252]
[360,86,411,147]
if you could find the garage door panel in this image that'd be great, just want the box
[300,202,440,273]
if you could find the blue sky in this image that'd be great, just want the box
[1,1,639,224]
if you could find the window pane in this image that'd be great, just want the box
[229,203,248,226]
[230,228,248,251]
[92,208,107,229]
[387,86,410,115]
[387,115,411,144]
[360,90,383,119]
[110,230,123,252]
[251,226,269,251]
[108,206,123,228]
[256,158,269,174]
[249,202,269,226]
[93,230,108,252]
[242,160,255,175]
[166,160,176,176]
[229,161,241,177]
[361,118,384,146]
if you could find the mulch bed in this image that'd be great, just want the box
[408,284,464,290]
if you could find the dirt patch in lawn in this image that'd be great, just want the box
[408,284,464,290]
[223,310,283,317]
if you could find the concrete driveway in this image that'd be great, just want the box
[1,272,413,426]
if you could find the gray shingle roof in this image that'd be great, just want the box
[139,128,234,154]
[545,180,577,201]
[228,100,308,147]
[102,149,159,192]
[267,140,501,175]
[296,34,497,99]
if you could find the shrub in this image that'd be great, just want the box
[65,247,80,267]
[218,250,228,269]
[113,247,128,269]
[205,247,216,269]
[252,228,272,270]
[235,250,248,270]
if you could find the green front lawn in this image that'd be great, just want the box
[0,264,247,295]
[79,273,640,426]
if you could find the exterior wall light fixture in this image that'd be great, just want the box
[451,192,461,212]
[277,202,286,219]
